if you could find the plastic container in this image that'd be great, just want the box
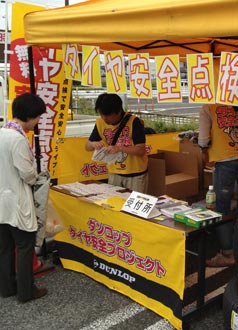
[206,185,216,210]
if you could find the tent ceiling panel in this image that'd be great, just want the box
[24,0,238,56]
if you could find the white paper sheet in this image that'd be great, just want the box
[92,147,123,164]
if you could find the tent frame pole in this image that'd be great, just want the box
[27,46,41,174]
[27,46,49,261]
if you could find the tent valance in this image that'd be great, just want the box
[23,0,238,56]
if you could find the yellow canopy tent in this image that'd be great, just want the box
[23,0,238,57]
[23,2,238,328]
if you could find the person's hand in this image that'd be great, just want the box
[106,145,121,154]
[92,141,105,150]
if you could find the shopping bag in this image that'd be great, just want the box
[45,199,64,237]
[33,171,51,247]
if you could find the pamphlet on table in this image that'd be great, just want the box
[174,207,222,228]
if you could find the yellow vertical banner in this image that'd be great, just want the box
[187,53,215,103]
[155,55,182,103]
[104,50,127,93]
[9,2,44,104]
[9,3,72,180]
[128,53,152,98]
[62,43,81,81]
[82,45,101,87]
[216,52,238,105]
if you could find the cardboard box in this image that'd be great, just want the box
[179,139,203,191]
[147,157,166,196]
[203,169,213,189]
[148,150,199,199]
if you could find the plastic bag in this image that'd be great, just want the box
[45,199,64,237]
[34,171,51,247]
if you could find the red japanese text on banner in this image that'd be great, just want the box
[104,50,127,93]
[62,43,81,81]
[155,55,182,103]
[82,45,101,87]
[216,52,238,106]
[187,53,215,104]
[9,3,72,180]
[128,53,152,98]
[51,190,185,330]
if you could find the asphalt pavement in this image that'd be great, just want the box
[0,260,227,330]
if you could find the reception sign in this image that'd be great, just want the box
[50,189,185,330]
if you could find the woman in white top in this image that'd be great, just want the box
[0,93,47,302]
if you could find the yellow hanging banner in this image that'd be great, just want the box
[217,52,238,106]
[9,3,72,179]
[104,50,127,93]
[187,53,215,104]
[62,43,81,81]
[128,53,152,98]
[82,45,101,87]
[155,54,182,103]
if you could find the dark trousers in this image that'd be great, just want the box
[233,220,238,270]
[0,224,36,301]
[214,160,238,252]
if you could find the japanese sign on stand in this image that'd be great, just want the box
[122,191,160,219]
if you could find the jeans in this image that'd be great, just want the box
[213,160,238,253]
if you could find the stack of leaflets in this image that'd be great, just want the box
[160,204,192,218]
[156,195,188,209]
[174,207,222,228]
[156,195,191,218]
